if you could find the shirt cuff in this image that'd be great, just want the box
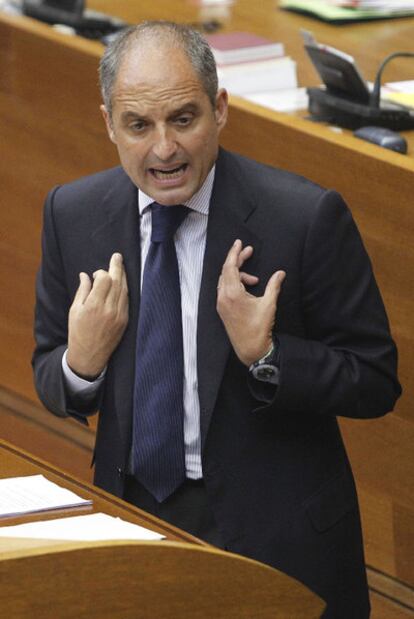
[62,349,106,397]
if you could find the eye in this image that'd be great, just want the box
[129,119,147,132]
[174,115,193,127]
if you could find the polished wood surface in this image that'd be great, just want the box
[0,440,325,619]
[87,0,414,88]
[0,0,413,609]
[0,544,324,619]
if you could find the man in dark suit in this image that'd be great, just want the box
[33,21,401,618]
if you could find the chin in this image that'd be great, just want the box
[150,186,196,207]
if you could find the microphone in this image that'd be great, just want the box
[370,52,414,109]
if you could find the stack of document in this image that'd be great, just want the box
[383,80,414,109]
[0,513,165,541]
[206,31,297,95]
[0,475,92,518]
[0,475,165,543]
[280,0,414,21]
[330,0,414,9]
[207,31,285,65]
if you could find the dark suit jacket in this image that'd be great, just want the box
[33,148,401,618]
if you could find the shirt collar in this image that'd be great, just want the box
[138,165,215,216]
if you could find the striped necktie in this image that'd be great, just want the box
[132,202,189,502]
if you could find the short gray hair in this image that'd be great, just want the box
[99,21,218,117]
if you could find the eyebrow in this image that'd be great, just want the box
[169,103,199,117]
[120,103,200,123]
[120,111,146,122]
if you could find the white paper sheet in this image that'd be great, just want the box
[0,474,92,517]
[244,88,308,113]
[0,512,165,541]
[384,80,414,94]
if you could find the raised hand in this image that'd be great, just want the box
[216,240,285,367]
[67,253,129,379]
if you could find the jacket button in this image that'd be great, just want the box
[117,467,123,478]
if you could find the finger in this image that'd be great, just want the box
[106,253,125,307]
[264,270,286,303]
[90,270,113,301]
[108,252,124,282]
[117,268,129,311]
[237,245,254,269]
[121,267,128,294]
[73,272,92,305]
[240,272,259,286]
[222,239,243,271]
[220,240,244,287]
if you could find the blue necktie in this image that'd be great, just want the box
[132,202,189,502]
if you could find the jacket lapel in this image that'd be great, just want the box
[198,150,262,446]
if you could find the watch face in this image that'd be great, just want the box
[249,337,280,384]
[252,363,280,385]
[257,365,276,379]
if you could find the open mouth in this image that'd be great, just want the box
[150,164,188,180]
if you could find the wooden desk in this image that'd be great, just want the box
[0,1,413,608]
[0,438,200,539]
[0,440,324,618]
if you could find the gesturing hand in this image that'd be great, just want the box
[67,253,129,379]
[216,240,285,367]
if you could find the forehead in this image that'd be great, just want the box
[113,41,205,104]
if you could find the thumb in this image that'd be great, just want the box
[264,270,286,304]
[73,272,92,304]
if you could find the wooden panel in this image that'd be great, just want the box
[359,489,396,576]
[370,592,414,619]
[339,416,414,585]
[369,569,414,612]
[339,417,414,510]
[0,543,324,619]
[0,388,94,483]
[0,17,118,401]
[394,504,414,586]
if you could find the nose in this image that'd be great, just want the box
[152,126,178,162]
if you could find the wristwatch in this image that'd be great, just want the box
[249,337,280,385]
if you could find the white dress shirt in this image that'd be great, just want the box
[63,166,215,479]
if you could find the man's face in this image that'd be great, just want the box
[101,41,228,206]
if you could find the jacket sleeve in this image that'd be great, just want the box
[32,187,102,424]
[255,190,401,419]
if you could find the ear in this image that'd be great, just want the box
[100,104,116,144]
[214,88,228,133]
